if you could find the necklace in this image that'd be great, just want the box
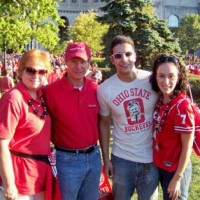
[153,94,177,151]
[28,96,48,119]
[154,98,172,133]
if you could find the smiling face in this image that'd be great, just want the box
[66,57,89,86]
[21,63,47,92]
[18,50,51,93]
[110,43,136,81]
[156,62,179,101]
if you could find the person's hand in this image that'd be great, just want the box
[4,184,18,200]
[86,70,102,84]
[167,175,181,200]
[104,159,114,179]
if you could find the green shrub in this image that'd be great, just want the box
[188,74,200,105]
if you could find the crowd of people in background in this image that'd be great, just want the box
[0,53,67,80]
[0,52,102,96]
[1,53,199,87]
[186,63,200,75]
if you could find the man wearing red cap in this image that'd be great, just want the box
[43,42,101,200]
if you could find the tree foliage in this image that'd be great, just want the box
[0,0,63,52]
[68,10,109,56]
[97,0,181,69]
[177,14,200,56]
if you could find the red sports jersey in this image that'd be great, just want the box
[153,93,194,172]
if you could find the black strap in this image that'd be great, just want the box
[55,145,96,154]
[10,149,49,164]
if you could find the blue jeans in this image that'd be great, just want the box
[56,146,101,200]
[111,154,159,200]
[159,161,192,200]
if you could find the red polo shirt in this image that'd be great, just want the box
[0,81,51,194]
[43,75,99,149]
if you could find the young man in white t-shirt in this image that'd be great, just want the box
[97,35,159,200]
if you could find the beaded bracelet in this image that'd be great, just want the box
[175,172,182,180]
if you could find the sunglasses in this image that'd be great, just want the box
[156,56,179,65]
[111,51,134,59]
[25,67,47,76]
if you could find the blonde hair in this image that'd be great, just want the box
[18,49,51,79]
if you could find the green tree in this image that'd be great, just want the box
[177,14,200,56]
[97,0,181,69]
[0,0,63,52]
[68,10,109,56]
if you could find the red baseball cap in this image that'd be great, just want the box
[64,42,91,61]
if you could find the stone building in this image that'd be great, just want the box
[58,0,200,28]
[26,1,200,50]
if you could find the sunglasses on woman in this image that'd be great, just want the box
[155,56,179,65]
[25,67,47,76]
[111,51,134,59]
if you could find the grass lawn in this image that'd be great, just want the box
[188,152,200,200]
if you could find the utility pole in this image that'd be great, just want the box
[3,41,6,68]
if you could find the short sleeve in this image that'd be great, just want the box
[174,99,195,134]
[97,82,111,117]
[0,93,21,139]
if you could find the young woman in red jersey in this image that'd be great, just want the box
[150,54,194,200]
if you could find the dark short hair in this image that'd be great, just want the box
[149,54,189,94]
[110,35,135,55]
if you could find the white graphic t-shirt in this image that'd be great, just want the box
[97,69,158,163]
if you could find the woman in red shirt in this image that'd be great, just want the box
[0,50,52,200]
[150,54,194,200]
